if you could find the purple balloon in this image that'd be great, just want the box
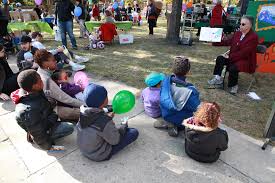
[182,4,187,11]
[35,0,43,5]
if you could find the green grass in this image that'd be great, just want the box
[43,17,275,139]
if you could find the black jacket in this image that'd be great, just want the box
[183,118,228,163]
[14,90,59,150]
[16,46,38,71]
[55,0,75,22]
[0,58,14,93]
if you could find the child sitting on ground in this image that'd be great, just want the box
[51,70,85,104]
[141,72,165,118]
[31,32,87,71]
[158,56,200,137]
[12,69,74,150]
[77,83,139,161]
[183,102,228,163]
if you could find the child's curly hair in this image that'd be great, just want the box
[194,102,221,129]
[172,56,190,76]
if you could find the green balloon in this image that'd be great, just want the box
[112,90,135,114]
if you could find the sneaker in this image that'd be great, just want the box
[208,77,223,85]
[167,124,179,137]
[153,120,168,129]
[72,46,78,50]
[71,64,85,71]
[229,85,238,94]
[74,55,89,63]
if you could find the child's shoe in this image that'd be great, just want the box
[167,124,179,137]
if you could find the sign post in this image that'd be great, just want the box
[262,102,275,150]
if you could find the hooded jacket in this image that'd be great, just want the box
[160,75,200,126]
[77,106,126,161]
[12,89,59,150]
[183,118,228,163]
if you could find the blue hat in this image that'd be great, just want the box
[83,83,108,108]
[145,72,165,87]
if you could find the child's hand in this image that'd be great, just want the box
[0,93,10,100]
[48,145,65,151]
[57,47,65,53]
[107,112,115,118]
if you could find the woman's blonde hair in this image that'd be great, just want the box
[194,102,221,129]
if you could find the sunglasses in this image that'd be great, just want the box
[241,23,246,26]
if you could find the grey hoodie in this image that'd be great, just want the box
[77,106,122,161]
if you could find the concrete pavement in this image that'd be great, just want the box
[0,57,275,183]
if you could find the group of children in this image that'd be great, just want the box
[13,67,139,161]
[141,56,228,163]
[12,45,228,163]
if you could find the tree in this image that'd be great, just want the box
[166,0,183,42]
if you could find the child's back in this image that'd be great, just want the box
[183,103,228,163]
[142,87,161,118]
[77,106,120,161]
[141,72,164,118]
[14,89,57,149]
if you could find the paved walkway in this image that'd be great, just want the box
[1,57,275,183]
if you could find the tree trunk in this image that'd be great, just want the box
[166,0,183,42]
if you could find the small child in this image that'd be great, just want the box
[77,83,139,161]
[51,70,85,104]
[183,102,228,163]
[159,56,201,137]
[141,72,165,118]
[12,69,74,150]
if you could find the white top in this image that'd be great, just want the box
[32,40,46,50]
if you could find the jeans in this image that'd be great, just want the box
[58,20,77,48]
[51,122,74,140]
[213,56,239,87]
[78,19,88,37]
[110,128,139,157]
[148,19,156,35]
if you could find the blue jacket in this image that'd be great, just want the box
[160,75,200,126]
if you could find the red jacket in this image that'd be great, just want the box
[92,5,100,17]
[210,4,225,27]
[220,31,258,73]
[99,23,117,43]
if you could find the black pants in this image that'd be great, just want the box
[2,73,19,95]
[213,56,239,87]
[148,19,156,35]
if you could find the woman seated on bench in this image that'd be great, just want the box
[208,15,258,94]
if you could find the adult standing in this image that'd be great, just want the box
[55,0,78,50]
[92,3,100,21]
[35,49,84,121]
[0,44,19,100]
[209,0,226,27]
[33,5,42,19]
[75,0,88,38]
[146,0,157,35]
[208,16,258,94]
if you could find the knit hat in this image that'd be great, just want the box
[20,36,32,44]
[83,83,108,108]
[24,52,33,61]
[145,72,165,87]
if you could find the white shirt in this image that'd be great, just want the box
[32,40,46,50]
